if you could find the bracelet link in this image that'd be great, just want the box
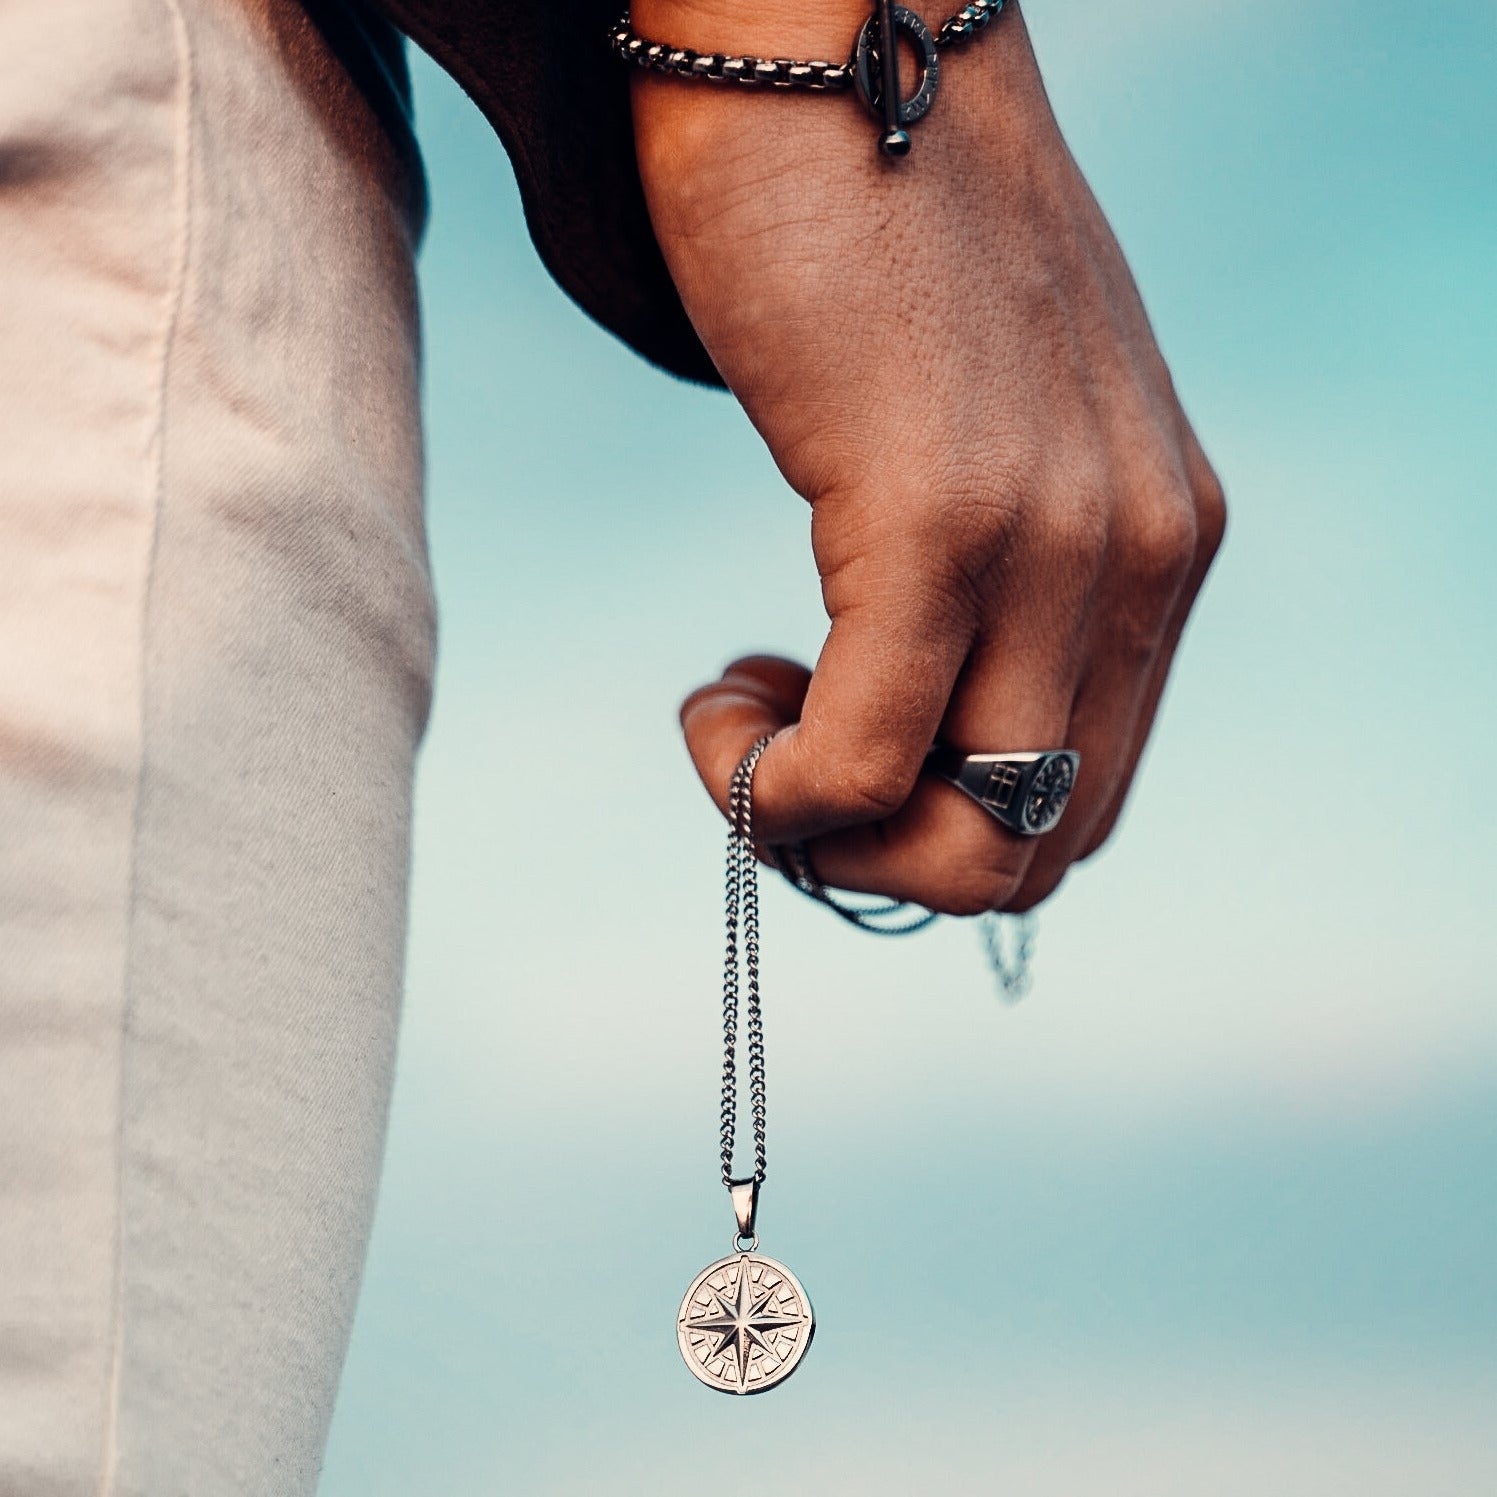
[612,1,1006,153]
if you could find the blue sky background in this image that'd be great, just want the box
[321,2,1497,1490]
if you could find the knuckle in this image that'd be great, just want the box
[1044,494,1111,574]
[928,823,1030,914]
[823,753,920,822]
[1080,803,1125,860]
[1192,468,1229,560]
[931,867,1027,919]
[1077,829,1112,863]
[1006,867,1067,913]
[1117,484,1198,594]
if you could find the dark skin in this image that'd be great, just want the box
[632,0,1226,914]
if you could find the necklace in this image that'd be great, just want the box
[675,735,1036,1391]
[777,840,1036,1000]
[676,736,816,1394]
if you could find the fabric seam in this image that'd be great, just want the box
[96,0,196,1489]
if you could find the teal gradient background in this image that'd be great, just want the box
[322,2,1497,1490]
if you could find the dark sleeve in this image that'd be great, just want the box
[363,0,725,388]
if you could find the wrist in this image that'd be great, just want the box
[627,0,1053,165]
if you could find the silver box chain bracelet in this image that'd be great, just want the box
[610,0,1009,155]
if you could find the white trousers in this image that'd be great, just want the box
[0,0,432,1490]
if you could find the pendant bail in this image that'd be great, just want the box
[728,1177,760,1240]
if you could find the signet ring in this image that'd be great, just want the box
[925,748,1081,837]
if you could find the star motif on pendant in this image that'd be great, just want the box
[677,1253,815,1394]
[1025,753,1075,832]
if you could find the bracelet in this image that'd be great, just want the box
[610,0,1009,157]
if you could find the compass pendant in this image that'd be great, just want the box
[678,1248,815,1394]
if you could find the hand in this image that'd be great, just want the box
[631,0,1225,914]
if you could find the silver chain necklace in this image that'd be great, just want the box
[718,738,769,1192]
[675,736,1036,1393]
[777,841,1036,1000]
[677,737,816,1395]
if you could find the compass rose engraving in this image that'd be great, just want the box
[677,1252,815,1394]
[1023,752,1076,833]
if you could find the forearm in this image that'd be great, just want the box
[628,0,1117,514]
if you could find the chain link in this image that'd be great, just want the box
[776,837,1035,993]
[610,0,1006,91]
[935,0,1007,47]
[718,733,1037,1184]
[721,737,773,1189]
[979,909,1036,1002]
[777,841,939,935]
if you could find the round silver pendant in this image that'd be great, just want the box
[677,1250,815,1395]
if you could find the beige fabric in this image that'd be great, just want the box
[0,0,432,1490]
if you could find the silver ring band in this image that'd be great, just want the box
[925,748,1081,836]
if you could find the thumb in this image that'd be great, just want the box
[680,589,972,844]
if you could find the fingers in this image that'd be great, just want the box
[1071,566,1208,864]
[1003,506,1200,907]
[679,509,1093,916]
[680,633,1076,917]
[999,653,1151,911]
[1005,433,1227,904]
[680,578,975,844]
[800,624,1081,914]
[679,655,810,822]
[1078,439,1228,859]
[680,441,1226,918]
